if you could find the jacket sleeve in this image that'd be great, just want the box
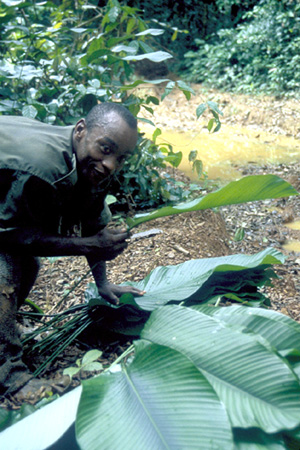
[0,169,60,238]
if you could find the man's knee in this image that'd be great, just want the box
[0,253,40,307]
[19,256,40,304]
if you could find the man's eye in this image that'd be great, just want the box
[101,146,111,154]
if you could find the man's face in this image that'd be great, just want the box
[73,112,137,188]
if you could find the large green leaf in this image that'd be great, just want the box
[0,387,81,450]
[198,304,300,353]
[126,175,298,229]
[141,306,300,433]
[121,247,284,311]
[76,340,234,450]
[198,305,300,388]
[4,306,300,449]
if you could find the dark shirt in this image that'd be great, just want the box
[0,116,111,242]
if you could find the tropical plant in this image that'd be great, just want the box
[2,299,300,448]
[22,245,281,374]
[2,170,299,444]
[126,174,297,229]
[63,349,103,379]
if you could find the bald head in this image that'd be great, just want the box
[85,103,137,132]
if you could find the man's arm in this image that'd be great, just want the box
[0,226,145,304]
[86,256,145,305]
[0,226,129,259]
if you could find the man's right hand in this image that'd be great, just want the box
[85,227,130,260]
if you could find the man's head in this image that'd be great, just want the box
[73,103,138,187]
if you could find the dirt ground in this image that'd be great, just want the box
[4,86,300,408]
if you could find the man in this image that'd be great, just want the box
[0,102,144,398]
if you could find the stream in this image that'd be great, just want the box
[143,123,300,182]
[142,123,300,252]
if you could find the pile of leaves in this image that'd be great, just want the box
[2,248,300,448]
[21,246,282,376]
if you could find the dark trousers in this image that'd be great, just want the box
[0,254,40,395]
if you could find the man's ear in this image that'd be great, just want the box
[74,119,87,142]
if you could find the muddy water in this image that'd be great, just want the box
[283,220,300,252]
[142,123,300,252]
[142,124,300,182]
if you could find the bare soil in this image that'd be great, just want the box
[4,86,300,408]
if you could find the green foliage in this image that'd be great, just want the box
[88,246,282,311]
[21,171,298,371]
[22,247,283,373]
[184,0,300,97]
[125,0,258,69]
[126,174,298,229]
[111,128,191,210]
[3,303,300,449]
[0,0,161,122]
[63,349,103,379]
[112,97,222,210]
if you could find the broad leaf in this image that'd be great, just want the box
[120,247,284,311]
[0,387,81,449]
[126,175,298,229]
[82,349,102,365]
[22,104,37,119]
[122,51,173,62]
[5,306,300,449]
[76,340,234,450]
[199,304,300,353]
[196,103,207,118]
[141,306,300,433]
[207,100,224,116]
[111,44,137,53]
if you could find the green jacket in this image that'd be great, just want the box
[0,116,111,241]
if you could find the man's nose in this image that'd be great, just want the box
[102,156,118,174]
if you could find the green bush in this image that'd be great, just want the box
[125,0,259,71]
[0,0,203,209]
[184,0,300,97]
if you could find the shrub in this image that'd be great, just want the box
[184,0,300,97]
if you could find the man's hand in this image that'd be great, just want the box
[97,282,146,305]
[85,227,130,260]
[0,225,130,259]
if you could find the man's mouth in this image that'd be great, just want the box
[93,166,106,178]
[90,165,111,186]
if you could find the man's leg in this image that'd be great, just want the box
[0,254,39,395]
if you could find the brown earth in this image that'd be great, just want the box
[4,86,300,408]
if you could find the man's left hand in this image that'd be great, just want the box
[97,282,145,305]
